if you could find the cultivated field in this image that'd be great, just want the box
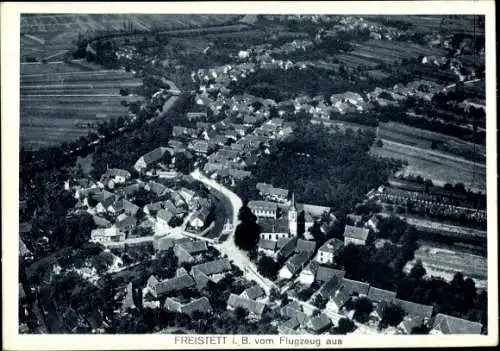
[378,122,486,162]
[20,62,143,150]
[371,139,486,193]
[20,14,241,62]
[336,39,448,69]
[404,244,487,288]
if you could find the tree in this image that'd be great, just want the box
[333,317,356,334]
[352,297,374,323]
[234,306,248,320]
[311,294,327,309]
[410,260,427,280]
[152,247,178,279]
[376,139,383,147]
[257,256,279,280]
[379,303,406,329]
[234,203,260,251]
[269,287,280,302]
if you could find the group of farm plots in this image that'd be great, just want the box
[338,39,449,69]
[377,122,486,162]
[404,243,487,288]
[378,15,485,36]
[20,63,143,150]
[20,14,241,62]
[21,14,240,35]
[370,138,486,194]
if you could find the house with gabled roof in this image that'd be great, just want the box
[134,147,172,173]
[177,240,208,255]
[318,275,342,300]
[341,278,370,297]
[173,245,195,264]
[101,168,131,185]
[241,285,266,301]
[279,251,313,280]
[276,237,298,263]
[108,198,139,217]
[227,293,267,318]
[181,297,213,317]
[192,270,211,290]
[190,259,232,279]
[367,286,397,304]
[316,238,344,265]
[115,215,136,234]
[248,200,278,219]
[296,239,316,254]
[307,313,332,334]
[146,181,168,197]
[258,238,277,256]
[429,313,482,335]
[326,286,351,313]
[152,274,196,297]
[343,225,370,246]
[394,298,435,331]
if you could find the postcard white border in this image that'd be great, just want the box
[2,1,497,349]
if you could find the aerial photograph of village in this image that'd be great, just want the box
[17,13,488,337]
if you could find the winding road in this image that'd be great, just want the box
[190,169,277,294]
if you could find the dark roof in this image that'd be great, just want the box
[154,275,195,296]
[258,238,277,251]
[143,147,167,165]
[259,218,289,234]
[394,298,434,320]
[317,266,346,283]
[157,209,173,222]
[309,313,332,332]
[116,216,136,230]
[331,286,351,307]
[248,200,278,211]
[173,245,195,264]
[181,297,212,317]
[227,293,266,316]
[318,238,344,254]
[296,239,316,253]
[192,270,211,290]
[318,275,341,299]
[276,237,298,261]
[243,285,265,300]
[282,316,301,330]
[286,252,312,275]
[343,225,369,241]
[431,313,482,334]
[191,259,231,276]
[178,240,208,254]
[367,286,397,303]
[341,278,370,296]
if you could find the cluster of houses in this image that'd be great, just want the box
[64,162,212,247]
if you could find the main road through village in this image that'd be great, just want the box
[190,169,277,294]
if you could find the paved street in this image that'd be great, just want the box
[191,169,277,294]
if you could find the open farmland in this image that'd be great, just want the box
[20,63,143,150]
[371,139,486,194]
[378,122,486,163]
[20,14,241,62]
[341,39,448,68]
[404,244,487,288]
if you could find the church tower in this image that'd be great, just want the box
[288,192,297,236]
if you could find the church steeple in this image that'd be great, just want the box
[288,191,297,236]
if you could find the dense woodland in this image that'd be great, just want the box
[236,124,403,218]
